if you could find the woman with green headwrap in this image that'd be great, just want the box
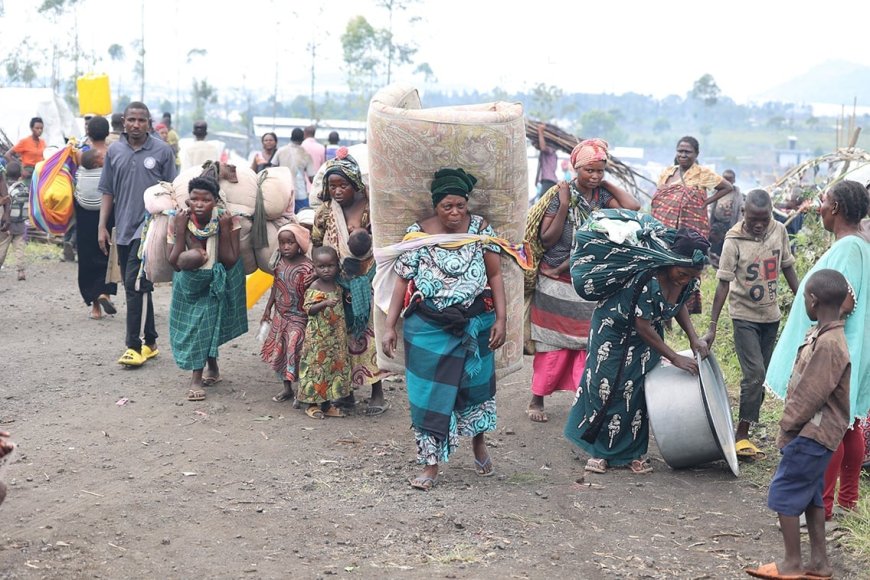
[381,168,509,491]
[312,148,385,414]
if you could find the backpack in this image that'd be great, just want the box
[7,181,28,223]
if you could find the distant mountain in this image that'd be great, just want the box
[753,59,870,105]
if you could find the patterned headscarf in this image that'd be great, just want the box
[322,147,365,199]
[430,167,477,206]
[570,138,609,170]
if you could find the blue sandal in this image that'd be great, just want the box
[474,455,495,477]
[408,476,437,491]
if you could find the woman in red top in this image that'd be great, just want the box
[4,117,46,183]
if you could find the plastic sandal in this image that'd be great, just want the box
[474,455,495,477]
[629,459,653,474]
[187,389,206,402]
[322,405,346,418]
[305,406,325,420]
[118,348,146,367]
[141,345,159,360]
[584,458,608,474]
[408,476,437,491]
[97,294,117,315]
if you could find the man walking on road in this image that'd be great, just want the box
[98,102,177,367]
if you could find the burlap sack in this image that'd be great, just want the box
[236,216,258,275]
[367,84,528,378]
[141,214,174,283]
[144,181,177,215]
[172,165,264,216]
[257,166,295,218]
[254,220,280,272]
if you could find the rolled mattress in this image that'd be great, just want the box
[367,84,528,378]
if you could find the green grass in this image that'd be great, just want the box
[839,479,870,564]
[2,237,62,267]
[669,266,870,563]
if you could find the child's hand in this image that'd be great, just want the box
[324,297,339,308]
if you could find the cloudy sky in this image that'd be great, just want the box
[2,0,869,105]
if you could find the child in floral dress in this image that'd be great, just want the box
[260,224,313,404]
[298,246,350,419]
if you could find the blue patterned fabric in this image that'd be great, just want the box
[415,399,497,465]
[394,214,500,310]
[404,309,496,443]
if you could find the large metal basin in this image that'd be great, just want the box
[645,350,739,476]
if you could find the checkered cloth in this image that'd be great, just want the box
[169,260,248,370]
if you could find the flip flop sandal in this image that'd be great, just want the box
[584,458,608,474]
[474,455,495,477]
[305,406,325,420]
[202,375,223,387]
[363,401,391,417]
[629,459,653,474]
[322,406,346,418]
[272,392,295,403]
[97,294,117,315]
[735,439,767,460]
[745,562,808,580]
[118,348,146,367]
[526,408,549,423]
[141,345,159,360]
[408,476,437,491]
[187,389,206,402]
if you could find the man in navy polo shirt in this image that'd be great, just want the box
[98,101,177,367]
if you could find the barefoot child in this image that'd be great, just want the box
[705,189,799,459]
[260,223,313,404]
[746,269,851,580]
[297,246,350,419]
[167,176,248,402]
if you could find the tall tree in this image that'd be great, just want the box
[528,83,564,122]
[191,79,217,121]
[691,74,721,107]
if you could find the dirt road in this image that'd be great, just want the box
[0,257,864,578]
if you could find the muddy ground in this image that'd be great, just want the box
[0,255,865,579]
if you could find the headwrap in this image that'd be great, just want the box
[321,147,365,199]
[670,227,710,264]
[570,138,609,170]
[430,168,477,206]
[154,123,167,132]
[267,223,311,270]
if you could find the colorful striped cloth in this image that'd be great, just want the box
[29,144,77,235]
[531,271,595,350]
[405,309,496,441]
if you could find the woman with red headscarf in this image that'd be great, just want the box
[526,139,640,423]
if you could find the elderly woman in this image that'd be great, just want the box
[527,138,639,423]
[564,221,711,474]
[766,180,870,520]
[381,168,510,491]
[312,148,385,414]
[652,136,732,313]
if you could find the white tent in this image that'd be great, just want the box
[0,88,82,148]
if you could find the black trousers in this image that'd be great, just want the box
[117,239,157,351]
[74,202,117,305]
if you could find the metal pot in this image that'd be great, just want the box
[644,350,740,476]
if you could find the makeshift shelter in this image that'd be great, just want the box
[0,88,81,149]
